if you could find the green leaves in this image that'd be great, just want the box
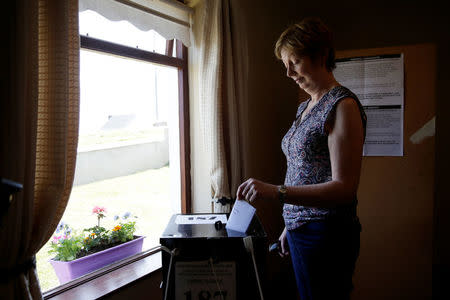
[109,220,136,244]
[49,212,138,262]
[48,235,84,262]
[83,225,110,252]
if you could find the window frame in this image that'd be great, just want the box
[79,35,191,213]
[42,35,191,298]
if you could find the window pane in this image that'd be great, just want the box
[36,48,181,292]
[77,48,180,249]
[79,10,167,54]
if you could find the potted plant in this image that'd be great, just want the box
[49,206,144,284]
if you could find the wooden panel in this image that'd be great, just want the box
[176,40,192,214]
[336,44,435,300]
[46,252,162,300]
[80,36,184,68]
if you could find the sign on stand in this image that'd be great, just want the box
[175,261,236,300]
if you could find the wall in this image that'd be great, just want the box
[73,133,169,186]
[338,44,435,299]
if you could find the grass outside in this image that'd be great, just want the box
[36,166,173,292]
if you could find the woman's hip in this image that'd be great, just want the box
[286,219,361,258]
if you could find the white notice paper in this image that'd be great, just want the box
[225,200,256,233]
[175,214,227,225]
[334,54,404,156]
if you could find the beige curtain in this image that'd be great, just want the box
[0,0,79,298]
[192,0,244,213]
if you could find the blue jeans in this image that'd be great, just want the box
[286,219,361,300]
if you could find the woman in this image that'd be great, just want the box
[236,17,367,300]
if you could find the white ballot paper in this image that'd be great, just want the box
[225,200,256,233]
[175,214,227,225]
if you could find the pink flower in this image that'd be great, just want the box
[52,235,62,243]
[92,206,107,214]
[92,206,107,227]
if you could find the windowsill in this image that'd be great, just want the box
[43,247,162,300]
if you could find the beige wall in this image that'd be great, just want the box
[339,44,435,299]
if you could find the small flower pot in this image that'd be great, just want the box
[50,236,144,284]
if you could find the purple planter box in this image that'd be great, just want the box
[50,236,144,284]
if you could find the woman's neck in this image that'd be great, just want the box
[308,74,339,103]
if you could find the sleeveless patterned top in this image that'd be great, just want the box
[281,85,367,231]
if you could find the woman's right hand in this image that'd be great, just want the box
[279,227,289,257]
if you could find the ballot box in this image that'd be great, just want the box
[160,213,267,300]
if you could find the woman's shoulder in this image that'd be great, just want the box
[324,85,367,133]
[324,86,363,114]
[328,85,358,102]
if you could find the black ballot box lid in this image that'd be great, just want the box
[160,213,267,241]
[159,212,267,270]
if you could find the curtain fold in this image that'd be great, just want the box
[193,0,243,213]
[0,0,79,298]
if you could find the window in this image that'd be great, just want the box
[37,9,190,292]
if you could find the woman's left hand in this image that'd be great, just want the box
[236,178,278,203]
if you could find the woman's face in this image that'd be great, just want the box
[280,48,321,91]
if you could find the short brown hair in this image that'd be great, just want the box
[274,17,336,71]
